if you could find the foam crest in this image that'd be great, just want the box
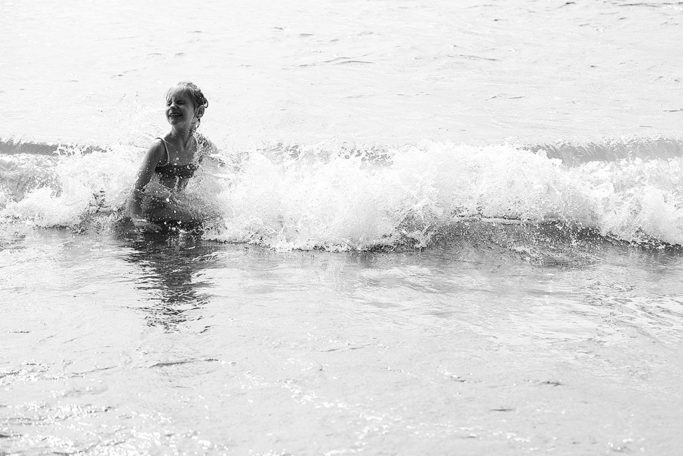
[0,145,139,227]
[206,141,683,249]
[576,158,683,245]
[1,140,682,250]
[202,143,562,249]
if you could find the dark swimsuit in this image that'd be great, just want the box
[154,138,199,179]
[147,138,202,231]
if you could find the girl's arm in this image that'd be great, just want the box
[128,140,165,219]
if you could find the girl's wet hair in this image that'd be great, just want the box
[167,81,209,110]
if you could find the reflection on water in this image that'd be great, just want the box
[2,225,683,455]
[121,230,223,330]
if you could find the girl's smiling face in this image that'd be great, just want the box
[165,88,198,129]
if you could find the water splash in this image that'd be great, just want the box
[1,138,682,250]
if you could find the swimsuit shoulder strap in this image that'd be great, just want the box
[155,137,171,166]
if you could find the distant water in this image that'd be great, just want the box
[1,1,683,455]
[1,0,682,145]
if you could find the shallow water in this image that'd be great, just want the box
[2,228,682,454]
[2,0,683,454]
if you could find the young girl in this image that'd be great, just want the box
[128,81,214,231]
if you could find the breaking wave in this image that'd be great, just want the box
[1,137,682,251]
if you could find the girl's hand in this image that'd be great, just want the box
[131,217,162,232]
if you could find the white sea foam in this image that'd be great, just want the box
[209,141,683,249]
[2,140,680,249]
[0,145,138,227]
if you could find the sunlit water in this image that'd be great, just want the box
[2,0,683,454]
[2,228,682,455]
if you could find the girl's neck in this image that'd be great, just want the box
[169,127,195,146]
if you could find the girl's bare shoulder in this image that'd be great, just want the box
[144,138,167,163]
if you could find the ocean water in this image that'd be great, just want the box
[1,0,683,454]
